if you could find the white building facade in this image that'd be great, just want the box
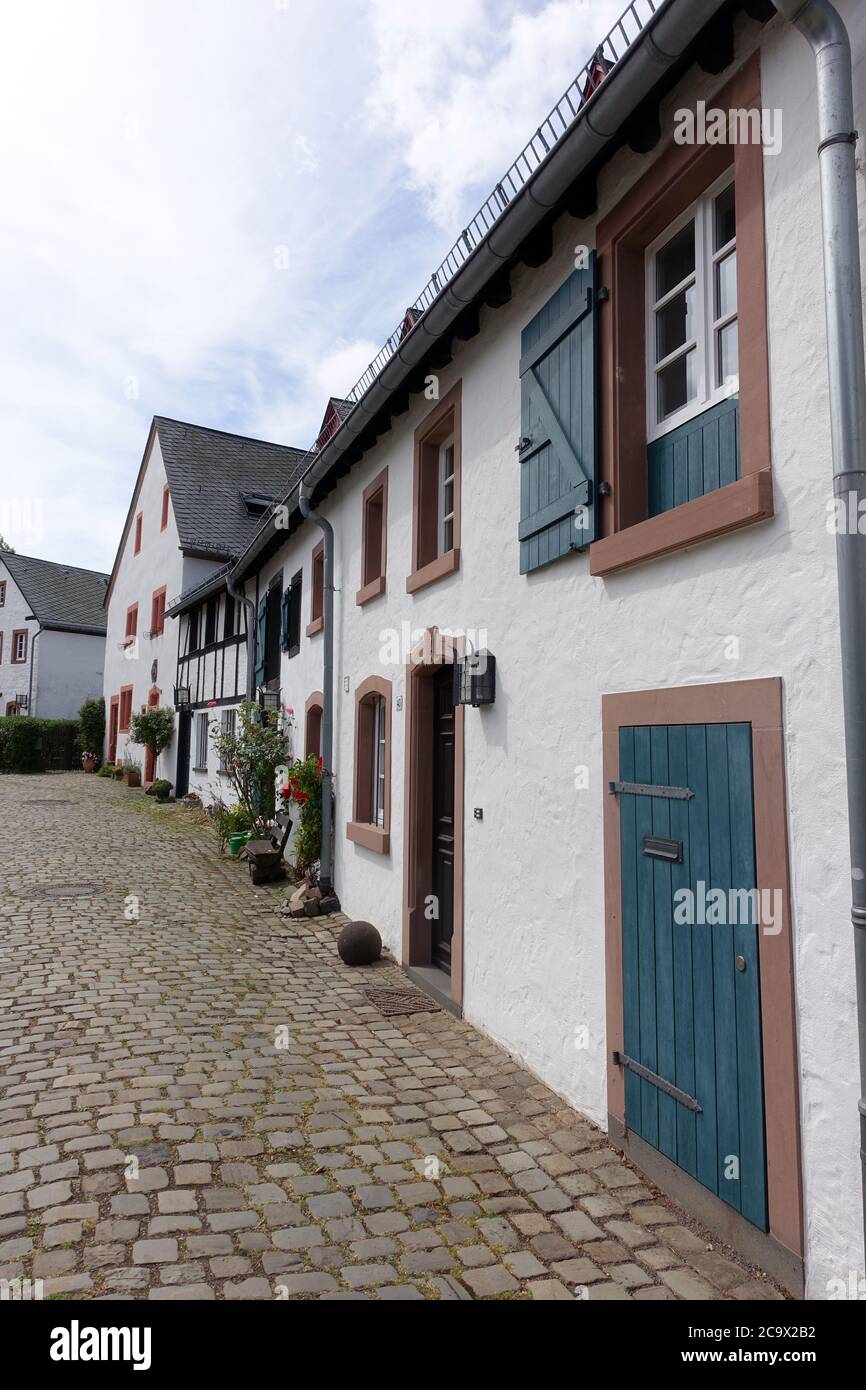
[0,553,107,719]
[181,1,866,1299]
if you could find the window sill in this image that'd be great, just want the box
[306,616,323,638]
[590,470,774,577]
[346,821,390,854]
[406,547,460,595]
[356,575,386,606]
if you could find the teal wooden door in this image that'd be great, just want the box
[617,721,768,1231]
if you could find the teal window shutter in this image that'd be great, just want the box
[518,253,598,574]
[254,596,267,688]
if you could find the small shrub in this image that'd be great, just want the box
[151,778,172,800]
[78,698,105,763]
[280,755,323,873]
[96,763,116,779]
[0,717,80,772]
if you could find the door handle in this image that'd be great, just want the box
[736,955,746,972]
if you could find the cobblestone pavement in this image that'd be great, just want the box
[0,774,785,1302]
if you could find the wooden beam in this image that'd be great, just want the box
[623,100,661,155]
[695,11,734,74]
[566,175,598,220]
[518,222,553,269]
[483,268,512,308]
[454,304,481,341]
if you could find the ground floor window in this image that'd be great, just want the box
[219,709,236,772]
[194,712,209,771]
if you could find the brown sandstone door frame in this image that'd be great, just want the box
[402,627,465,1009]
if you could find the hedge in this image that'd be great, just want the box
[0,717,81,773]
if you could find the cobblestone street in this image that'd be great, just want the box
[0,774,785,1301]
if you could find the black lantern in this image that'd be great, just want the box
[173,684,191,711]
[454,650,496,707]
[259,687,280,712]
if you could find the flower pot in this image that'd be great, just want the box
[124,771,141,788]
[228,831,253,858]
[83,758,96,774]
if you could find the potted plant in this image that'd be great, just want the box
[80,750,98,774]
[123,759,141,788]
[151,778,173,803]
[128,706,175,786]
[281,755,323,873]
[210,701,294,839]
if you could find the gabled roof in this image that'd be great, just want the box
[155,416,307,557]
[1,552,109,635]
[105,416,308,607]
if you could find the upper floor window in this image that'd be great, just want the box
[161,484,170,531]
[357,467,388,606]
[150,587,166,637]
[188,607,199,653]
[0,580,6,606]
[125,604,138,646]
[408,381,462,594]
[307,542,324,636]
[204,596,218,646]
[647,174,737,441]
[224,594,236,640]
[134,513,143,555]
[12,629,27,664]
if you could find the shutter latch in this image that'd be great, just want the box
[515,436,531,453]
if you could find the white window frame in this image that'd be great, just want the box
[14,631,27,662]
[372,695,386,827]
[645,170,737,443]
[437,434,455,557]
[195,712,209,772]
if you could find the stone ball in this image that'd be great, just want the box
[338,920,382,966]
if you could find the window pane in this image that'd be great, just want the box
[714,183,736,250]
[717,320,739,386]
[715,249,737,320]
[655,284,695,361]
[655,221,695,299]
[443,517,453,553]
[657,348,697,419]
[442,479,453,517]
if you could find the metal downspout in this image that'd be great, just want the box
[773,0,866,1272]
[298,483,335,895]
[226,571,257,702]
[27,623,41,716]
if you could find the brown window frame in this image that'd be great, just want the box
[347,674,391,854]
[356,466,388,606]
[0,580,6,607]
[150,586,166,637]
[307,541,324,637]
[119,684,133,732]
[304,690,324,760]
[11,628,28,664]
[160,484,170,531]
[590,54,772,578]
[407,380,462,594]
[133,512,143,556]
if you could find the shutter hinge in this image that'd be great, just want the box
[597,285,610,302]
[515,436,531,453]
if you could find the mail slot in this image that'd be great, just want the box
[642,835,683,863]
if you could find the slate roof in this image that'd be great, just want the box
[154,417,308,559]
[1,552,109,635]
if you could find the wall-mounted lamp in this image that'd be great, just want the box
[454,650,496,707]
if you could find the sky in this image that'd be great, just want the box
[0,0,630,571]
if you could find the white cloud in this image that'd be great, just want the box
[365,0,630,230]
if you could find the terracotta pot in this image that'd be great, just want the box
[83,758,96,774]
[124,771,141,787]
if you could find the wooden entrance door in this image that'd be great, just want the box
[618,720,768,1230]
[108,696,119,764]
[431,668,455,974]
[174,708,191,799]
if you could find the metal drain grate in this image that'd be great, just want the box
[363,986,440,1017]
[33,883,104,899]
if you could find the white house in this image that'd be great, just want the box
[102,416,305,785]
[0,551,108,718]
[164,0,866,1298]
